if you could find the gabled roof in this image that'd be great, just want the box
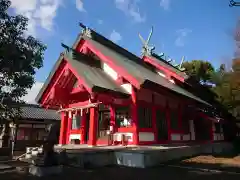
[79,34,211,106]
[37,24,211,107]
[15,104,60,121]
[64,49,129,96]
[35,49,129,104]
[35,55,63,104]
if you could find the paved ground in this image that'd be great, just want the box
[1,149,240,180]
[0,164,13,171]
[0,165,240,180]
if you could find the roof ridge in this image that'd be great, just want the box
[79,24,188,77]
[61,44,129,96]
[151,53,185,73]
[79,23,143,63]
[62,43,103,69]
[79,23,188,77]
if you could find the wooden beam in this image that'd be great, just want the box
[59,112,68,144]
[131,87,139,145]
[45,82,67,105]
[57,102,101,113]
[116,76,129,85]
[71,84,86,94]
[42,65,76,107]
[69,91,89,102]
[143,56,185,82]
[65,63,93,94]
[41,61,68,106]
[88,107,98,146]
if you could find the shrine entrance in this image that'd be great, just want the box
[156,109,169,141]
[194,117,212,141]
[97,104,111,141]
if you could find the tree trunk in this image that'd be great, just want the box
[0,121,10,148]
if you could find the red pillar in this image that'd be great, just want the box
[88,107,98,146]
[59,112,67,145]
[109,106,115,145]
[178,105,183,140]
[152,106,157,143]
[110,106,116,132]
[66,112,72,144]
[132,88,139,145]
[166,102,171,141]
[80,110,86,144]
[210,121,214,142]
[152,91,157,143]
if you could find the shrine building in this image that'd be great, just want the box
[35,24,226,146]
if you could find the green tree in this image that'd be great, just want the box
[210,61,240,122]
[181,60,217,104]
[228,59,240,120]
[227,18,240,120]
[212,19,240,120]
[182,60,215,85]
[0,0,46,147]
[212,67,232,110]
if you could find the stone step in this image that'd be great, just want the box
[0,164,15,172]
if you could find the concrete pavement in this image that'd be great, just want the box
[0,164,15,171]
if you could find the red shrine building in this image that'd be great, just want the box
[36,24,226,146]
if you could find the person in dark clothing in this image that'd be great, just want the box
[35,123,60,166]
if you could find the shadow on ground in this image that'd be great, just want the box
[1,165,240,180]
[2,150,240,180]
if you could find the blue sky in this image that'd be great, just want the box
[10,0,240,84]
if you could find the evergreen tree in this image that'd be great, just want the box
[0,0,46,147]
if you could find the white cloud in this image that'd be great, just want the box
[10,0,62,37]
[40,0,54,4]
[160,0,170,10]
[115,0,146,23]
[22,82,44,104]
[10,0,37,12]
[175,28,192,47]
[109,30,122,43]
[76,0,85,12]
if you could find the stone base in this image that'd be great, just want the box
[22,142,233,169]
[29,165,62,177]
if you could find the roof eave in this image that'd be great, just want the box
[92,86,130,98]
[141,80,211,107]
[35,55,64,104]
[145,55,189,79]
[72,34,83,49]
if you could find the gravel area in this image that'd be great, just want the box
[165,155,240,173]
[182,155,240,166]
